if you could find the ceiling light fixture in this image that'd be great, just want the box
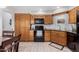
[57,6,60,8]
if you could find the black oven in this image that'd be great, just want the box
[34,26,44,42]
[35,26,44,30]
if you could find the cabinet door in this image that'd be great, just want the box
[31,15,35,24]
[19,14,30,29]
[45,31,50,42]
[29,30,34,42]
[15,14,20,36]
[58,32,67,46]
[69,9,76,24]
[31,15,45,24]
[20,14,26,28]
[51,31,67,46]
[45,15,52,24]
[25,14,31,28]
[20,28,29,42]
[51,31,59,43]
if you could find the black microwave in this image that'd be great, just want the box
[35,18,44,24]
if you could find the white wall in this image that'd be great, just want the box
[0,9,3,45]
[2,11,14,31]
[53,13,68,24]
[0,9,2,36]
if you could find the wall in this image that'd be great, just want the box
[52,13,76,32]
[0,9,3,45]
[53,13,68,24]
[0,9,2,36]
[2,11,13,31]
[5,8,15,31]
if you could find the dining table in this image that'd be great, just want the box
[0,37,11,46]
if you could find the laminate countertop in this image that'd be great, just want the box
[31,29,77,34]
[45,29,76,34]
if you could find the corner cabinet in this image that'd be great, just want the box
[68,8,76,24]
[68,7,79,24]
[51,31,67,46]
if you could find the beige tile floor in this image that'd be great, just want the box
[19,42,71,52]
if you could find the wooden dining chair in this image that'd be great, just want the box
[0,34,21,52]
[2,31,14,37]
[11,34,21,52]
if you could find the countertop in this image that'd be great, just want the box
[30,29,77,34]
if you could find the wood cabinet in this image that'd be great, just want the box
[51,31,67,46]
[68,8,76,24]
[29,30,34,42]
[31,15,35,24]
[30,15,45,24]
[30,15,53,24]
[68,7,79,24]
[20,28,29,41]
[44,15,53,24]
[45,31,50,42]
[15,14,31,42]
[15,14,21,36]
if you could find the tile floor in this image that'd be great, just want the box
[19,42,71,52]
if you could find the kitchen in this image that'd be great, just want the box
[0,6,78,52]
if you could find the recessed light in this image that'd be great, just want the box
[57,6,60,8]
[39,9,43,12]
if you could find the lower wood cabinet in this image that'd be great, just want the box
[20,28,29,42]
[29,30,34,42]
[51,31,67,46]
[45,31,50,42]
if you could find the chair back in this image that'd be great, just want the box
[3,31,14,37]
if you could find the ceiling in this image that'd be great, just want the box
[6,6,74,14]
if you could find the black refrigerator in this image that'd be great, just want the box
[77,11,79,43]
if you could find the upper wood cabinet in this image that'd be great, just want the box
[51,31,67,46]
[31,15,45,24]
[45,31,50,42]
[30,15,52,24]
[68,8,76,24]
[44,15,53,24]
[68,7,79,24]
